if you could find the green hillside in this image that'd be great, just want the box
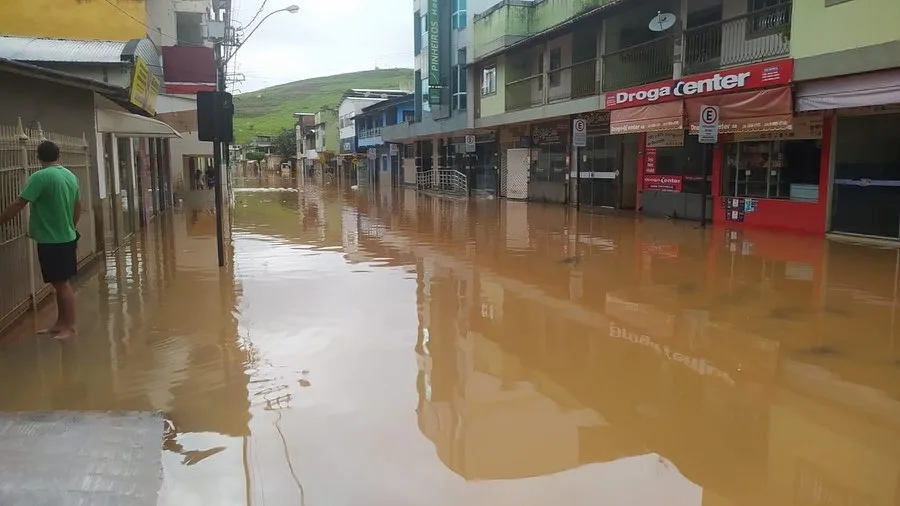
[233,68,414,144]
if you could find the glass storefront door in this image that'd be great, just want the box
[831,113,900,240]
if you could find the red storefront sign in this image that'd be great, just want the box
[643,174,682,192]
[606,59,794,110]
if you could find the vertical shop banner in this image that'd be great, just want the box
[428,0,442,105]
[645,148,657,174]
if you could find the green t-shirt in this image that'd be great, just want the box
[19,165,80,244]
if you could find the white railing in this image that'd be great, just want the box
[417,169,468,196]
[0,118,96,333]
[416,169,435,191]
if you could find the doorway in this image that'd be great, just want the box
[830,113,900,240]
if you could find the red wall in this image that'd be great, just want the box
[711,115,832,235]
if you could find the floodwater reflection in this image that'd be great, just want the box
[1,182,899,505]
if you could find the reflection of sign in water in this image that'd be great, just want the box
[609,322,735,386]
[481,303,494,320]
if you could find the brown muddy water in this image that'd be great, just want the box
[2,183,900,506]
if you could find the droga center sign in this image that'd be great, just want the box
[605,59,794,110]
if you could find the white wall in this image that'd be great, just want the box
[169,131,213,190]
[338,97,388,139]
[145,0,176,47]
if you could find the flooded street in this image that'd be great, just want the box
[3,182,900,505]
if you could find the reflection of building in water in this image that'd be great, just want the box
[357,194,900,505]
[111,210,251,438]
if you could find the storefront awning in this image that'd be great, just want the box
[96,109,182,138]
[795,68,900,112]
[610,101,683,134]
[686,86,793,134]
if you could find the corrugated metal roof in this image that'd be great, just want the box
[0,36,128,64]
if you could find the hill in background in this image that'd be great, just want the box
[232,68,414,145]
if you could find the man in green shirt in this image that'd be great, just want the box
[0,140,81,340]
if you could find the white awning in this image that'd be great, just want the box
[304,149,319,160]
[96,109,182,138]
[796,68,900,112]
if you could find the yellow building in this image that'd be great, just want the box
[0,0,147,41]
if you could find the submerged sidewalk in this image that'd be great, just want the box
[0,208,249,504]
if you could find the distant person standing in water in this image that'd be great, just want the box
[205,168,216,190]
[0,140,81,340]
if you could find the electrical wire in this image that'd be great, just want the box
[100,0,183,45]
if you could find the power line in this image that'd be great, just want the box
[100,0,182,44]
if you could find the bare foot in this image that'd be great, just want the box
[54,328,77,340]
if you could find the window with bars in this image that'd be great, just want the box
[747,0,791,37]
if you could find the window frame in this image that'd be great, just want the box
[722,138,822,201]
[452,0,467,29]
[548,47,562,87]
[481,65,497,97]
[421,77,431,113]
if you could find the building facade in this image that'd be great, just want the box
[356,94,416,187]
[384,0,501,195]
[0,0,219,250]
[379,0,897,241]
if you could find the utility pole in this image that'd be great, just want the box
[212,2,226,267]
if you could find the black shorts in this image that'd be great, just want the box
[37,240,78,284]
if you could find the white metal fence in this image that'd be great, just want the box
[0,118,96,333]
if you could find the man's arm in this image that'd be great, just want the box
[0,198,27,225]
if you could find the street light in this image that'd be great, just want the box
[210,4,299,267]
[224,5,300,65]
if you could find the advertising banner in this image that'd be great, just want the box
[129,56,161,115]
[606,59,793,110]
[643,174,683,192]
[428,0,441,105]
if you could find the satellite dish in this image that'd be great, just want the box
[649,11,677,32]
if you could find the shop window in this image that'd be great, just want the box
[747,0,791,37]
[722,139,821,201]
[531,144,568,184]
[651,134,707,194]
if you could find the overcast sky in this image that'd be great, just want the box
[228,0,413,92]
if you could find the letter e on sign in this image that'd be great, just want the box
[699,105,719,144]
[573,118,587,147]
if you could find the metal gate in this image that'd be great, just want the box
[0,119,96,333]
[504,148,531,200]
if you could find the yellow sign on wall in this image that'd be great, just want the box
[0,0,147,41]
[129,56,161,115]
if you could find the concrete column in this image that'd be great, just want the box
[674,0,689,79]
[598,19,607,91]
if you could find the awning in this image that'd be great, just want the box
[304,149,319,160]
[796,68,900,112]
[96,109,182,138]
[610,101,683,134]
[686,86,793,134]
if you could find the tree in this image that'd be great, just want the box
[273,127,297,159]
[245,151,266,162]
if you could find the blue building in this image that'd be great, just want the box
[355,93,415,186]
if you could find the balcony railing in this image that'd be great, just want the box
[358,127,383,139]
[571,59,598,99]
[684,3,791,75]
[506,74,544,112]
[602,36,674,92]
